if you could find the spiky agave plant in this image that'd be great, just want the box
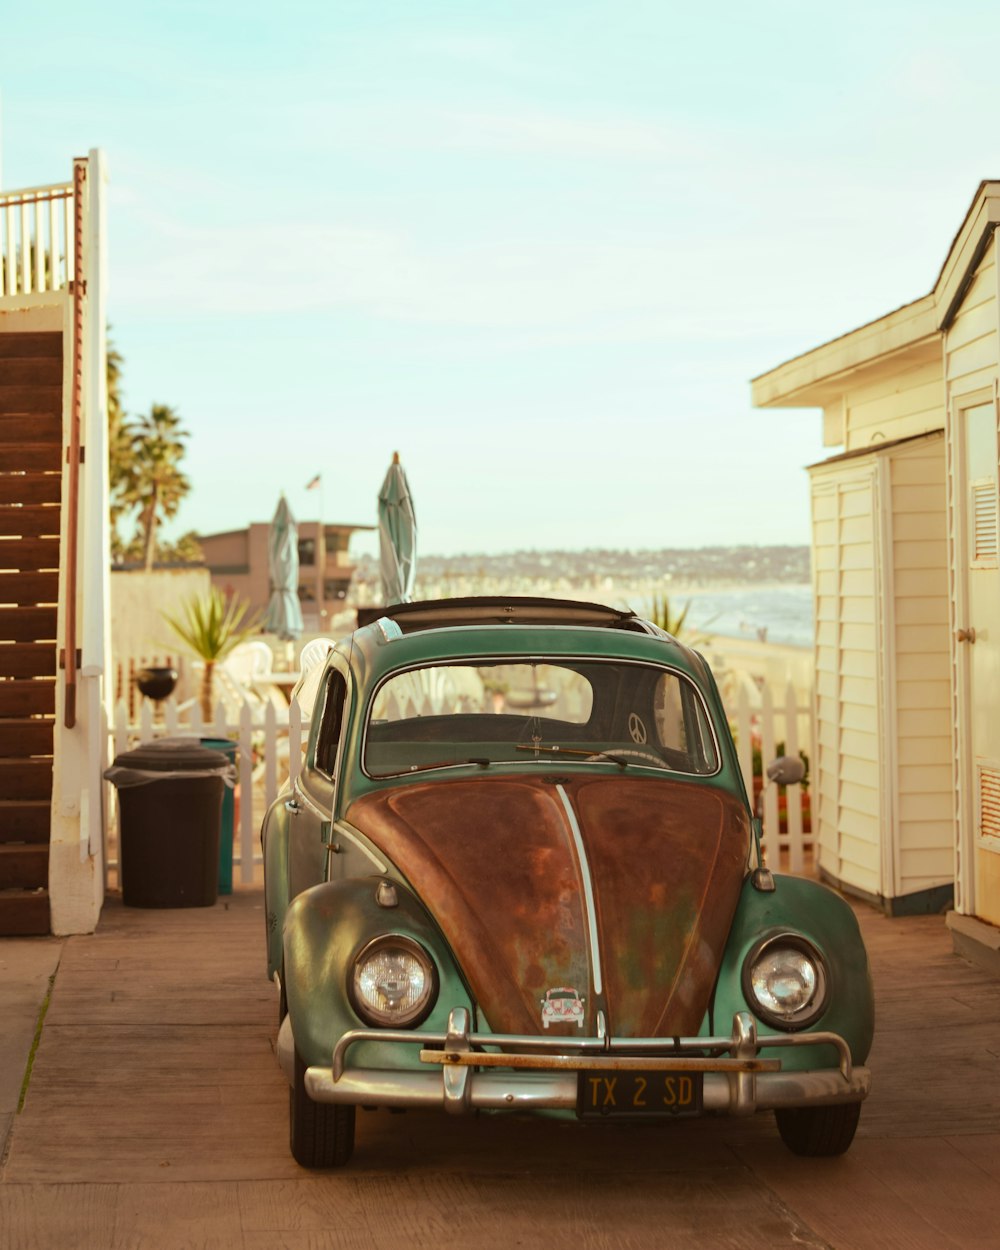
[648,593,692,639]
[163,587,262,719]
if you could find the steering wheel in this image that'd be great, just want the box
[586,748,668,767]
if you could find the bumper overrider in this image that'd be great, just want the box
[291,1007,871,1117]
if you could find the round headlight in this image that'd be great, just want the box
[350,935,438,1028]
[742,934,828,1031]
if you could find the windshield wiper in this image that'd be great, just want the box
[394,757,493,775]
[514,743,629,768]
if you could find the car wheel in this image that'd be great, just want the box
[774,1102,861,1156]
[289,1048,355,1168]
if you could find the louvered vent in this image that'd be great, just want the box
[981,765,1000,841]
[971,479,999,563]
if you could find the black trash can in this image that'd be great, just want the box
[105,739,235,908]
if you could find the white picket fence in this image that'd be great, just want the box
[726,680,812,875]
[109,696,309,886]
[108,677,812,887]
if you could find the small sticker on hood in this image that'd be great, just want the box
[541,986,586,1029]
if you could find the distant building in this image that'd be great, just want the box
[199,520,373,631]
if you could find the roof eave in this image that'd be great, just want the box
[751,297,939,408]
[753,179,1000,409]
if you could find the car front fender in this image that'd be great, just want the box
[712,874,875,1070]
[283,876,474,1070]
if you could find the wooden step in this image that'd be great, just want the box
[0,718,54,757]
[0,332,61,359]
[0,642,57,679]
[0,412,61,444]
[0,444,62,473]
[0,843,48,890]
[0,476,61,506]
[0,758,53,801]
[0,538,60,571]
[0,506,61,539]
[0,570,59,604]
[0,680,56,717]
[0,605,58,640]
[0,888,50,936]
[0,385,61,415]
[0,800,52,842]
[0,358,62,386]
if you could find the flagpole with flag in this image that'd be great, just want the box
[305,473,323,516]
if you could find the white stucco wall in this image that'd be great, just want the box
[110,567,211,706]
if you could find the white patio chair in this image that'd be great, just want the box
[226,640,275,684]
[298,637,335,675]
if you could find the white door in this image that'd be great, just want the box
[956,401,1000,920]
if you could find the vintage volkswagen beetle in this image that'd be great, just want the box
[263,598,873,1168]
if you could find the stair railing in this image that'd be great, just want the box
[63,160,88,728]
[0,181,74,298]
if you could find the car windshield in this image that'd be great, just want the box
[364,659,719,777]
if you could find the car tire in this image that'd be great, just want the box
[289,1048,355,1168]
[774,1101,861,1157]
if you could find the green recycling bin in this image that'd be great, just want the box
[201,737,238,894]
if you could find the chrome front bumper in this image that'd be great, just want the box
[284,1008,871,1117]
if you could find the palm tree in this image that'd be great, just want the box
[163,587,262,719]
[125,404,191,570]
[157,530,204,564]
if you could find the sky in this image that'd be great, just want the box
[3,1,998,557]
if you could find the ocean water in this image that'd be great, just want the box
[653,585,814,649]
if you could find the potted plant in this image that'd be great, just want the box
[163,587,262,720]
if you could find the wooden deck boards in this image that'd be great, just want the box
[1,887,998,1248]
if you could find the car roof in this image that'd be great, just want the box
[338,597,712,689]
[355,596,653,634]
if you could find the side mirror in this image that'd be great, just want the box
[765,754,805,787]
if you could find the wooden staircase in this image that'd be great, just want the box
[0,331,61,935]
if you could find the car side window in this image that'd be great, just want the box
[315,670,348,778]
[652,672,718,773]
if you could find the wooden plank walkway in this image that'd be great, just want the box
[0,938,61,1164]
[1,889,999,1248]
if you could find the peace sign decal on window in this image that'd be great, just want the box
[628,713,647,744]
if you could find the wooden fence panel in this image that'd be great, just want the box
[107,694,308,884]
[723,679,813,873]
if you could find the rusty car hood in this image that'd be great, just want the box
[346,774,749,1038]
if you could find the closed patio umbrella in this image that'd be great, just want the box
[378,451,417,603]
[265,494,304,640]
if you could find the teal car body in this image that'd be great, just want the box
[262,598,874,1167]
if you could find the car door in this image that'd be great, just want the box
[287,661,351,900]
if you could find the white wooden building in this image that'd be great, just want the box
[754,181,1000,971]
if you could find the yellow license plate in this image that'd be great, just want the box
[577,1070,704,1118]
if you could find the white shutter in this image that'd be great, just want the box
[980,764,1000,842]
[971,479,999,565]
